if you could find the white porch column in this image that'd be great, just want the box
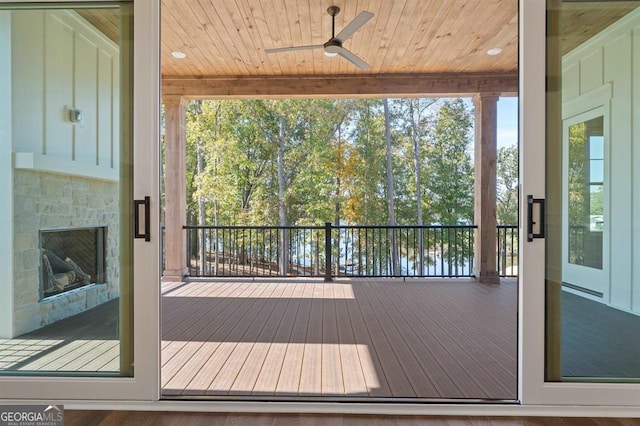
[473,93,500,284]
[162,97,188,281]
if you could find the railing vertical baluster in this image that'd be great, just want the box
[185,227,191,276]
[336,228,339,276]
[274,227,278,276]
[511,226,515,276]
[469,227,473,276]
[454,227,458,276]
[350,228,354,276]
[379,228,383,276]
[325,222,332,282]
[220,228,224,276]
[214,226,218,276]
[343,227,348,275]
[447,227,451,276]
[206,227,210,275]
[439,227,443,277]
[268,228,273,276]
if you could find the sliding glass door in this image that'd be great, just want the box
[521,0,640,405]
[0,0,159,400]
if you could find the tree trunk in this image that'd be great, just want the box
[196,142,207,275]
[213,158,220,275]
[193,101,207,276]
[334,125,341,275]
[278,116,289,275]
[409,101,425,275]
[383,99,399,276]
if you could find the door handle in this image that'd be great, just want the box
[527,195,545,242]
[134,196,151,241]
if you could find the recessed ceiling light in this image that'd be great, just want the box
[171,51,186,59]
[487,47,503,56]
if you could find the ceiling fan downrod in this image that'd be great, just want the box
[327,6,340,39]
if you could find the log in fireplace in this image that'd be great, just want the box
[39,227,106,299]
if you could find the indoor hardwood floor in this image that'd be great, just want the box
[562,290,640,378]
[64,411,640,426]
[0,299,119,373]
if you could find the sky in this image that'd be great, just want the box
[497,97,518,149]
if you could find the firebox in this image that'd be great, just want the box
[39,227,106,299]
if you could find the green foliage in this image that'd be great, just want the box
[568,122,587,230]
[175,97,485,228]
[424,99,474,225]
[497,145,518,224]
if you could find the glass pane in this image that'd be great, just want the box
[546,0,640,382]
[589,159,603,182]
[0,4,133,376]
[590,136,604,159]
[567,116,603,269]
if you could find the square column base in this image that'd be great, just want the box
[162,268,188,283]
[474,269,500,284]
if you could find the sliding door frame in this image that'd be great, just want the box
[519,0,640,406]
[0,0,160,401]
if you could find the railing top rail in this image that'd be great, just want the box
[331,224,477,230]
[183,224,483,230]
[497,224,518,228]
[183,225,325,230]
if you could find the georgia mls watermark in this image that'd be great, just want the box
[0,405,63,426]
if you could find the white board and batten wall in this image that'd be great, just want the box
[11,9,120,180]
[562,7,640,315]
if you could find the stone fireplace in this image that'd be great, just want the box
[40,227,106,300]
[11,170,120,337]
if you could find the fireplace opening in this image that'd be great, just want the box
[39,227,106,299]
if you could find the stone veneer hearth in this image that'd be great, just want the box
[13,169,119,336]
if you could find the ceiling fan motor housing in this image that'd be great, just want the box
[324,39,342,54]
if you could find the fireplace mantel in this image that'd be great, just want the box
[14,152,118,182]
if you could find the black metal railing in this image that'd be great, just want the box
[185,225,325,277]
[497,225,518,277]
[330,225,476,278]
[181,223,519,279]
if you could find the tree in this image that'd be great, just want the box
[383,99,399,275]
[425,99,474,225]
[424,99,474,274]
[497,145,518,225]
[344,99,387,225]
[390,98,439,273]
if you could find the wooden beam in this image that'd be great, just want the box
[162,73,518,99]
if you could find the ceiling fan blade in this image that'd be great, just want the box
[265,45,324,54]
[336,47,370,71]
[334,11,374,43]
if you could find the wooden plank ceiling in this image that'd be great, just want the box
[160,0,518,77]
[76,1,640,96]
[558,1,639,55]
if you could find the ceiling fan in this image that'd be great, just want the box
[265,6,374,71]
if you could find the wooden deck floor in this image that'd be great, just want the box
[161,278,518,400]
